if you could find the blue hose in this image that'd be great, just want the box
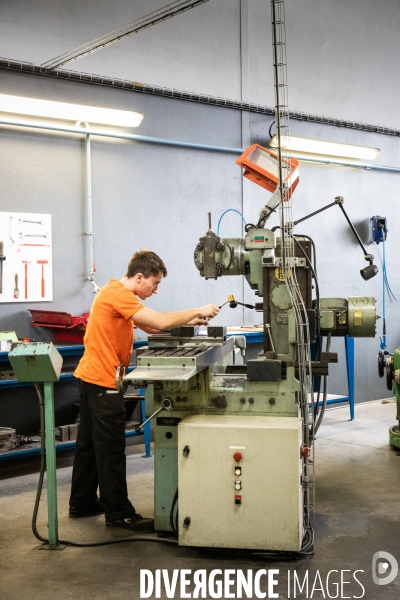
[380,228,397,350]
[216,209,246,236]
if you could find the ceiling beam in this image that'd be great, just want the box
[41,0,210,70]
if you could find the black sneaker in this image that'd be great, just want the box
[105,513,154,532]
[69,499,105,519]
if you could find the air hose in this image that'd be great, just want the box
[379,227,397,352]
[216,209,246,236]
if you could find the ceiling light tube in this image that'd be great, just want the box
[0,94,143,127]
[269,135,380,161]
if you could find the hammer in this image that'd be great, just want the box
[22,260,31,300]
[37,260,49,298]
[219,294,255,309]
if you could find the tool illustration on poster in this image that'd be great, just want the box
[0,212,52,303]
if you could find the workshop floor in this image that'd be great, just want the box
[1,400,400,600]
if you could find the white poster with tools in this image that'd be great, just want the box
[0,212,53,303]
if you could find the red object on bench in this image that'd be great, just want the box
[28,309,89,343]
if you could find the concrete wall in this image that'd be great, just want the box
[1,0,399,406]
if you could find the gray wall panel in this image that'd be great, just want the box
[0,1,399,408]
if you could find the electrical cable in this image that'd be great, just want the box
[382,232,397,300]
[31,383,177,548]
[311,333,332,437]
[202,527,314,560]
[216,209,246,236]
[292,236,322,420]
[379,227,397,351]
[169,488,179,538]
[297,234,322,414]
[268,120,276,139]
[32,383,47,544]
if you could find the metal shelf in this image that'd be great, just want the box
[0,400,151,461]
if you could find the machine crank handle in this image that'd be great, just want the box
[220,294,255,310]
[134,398,172,432]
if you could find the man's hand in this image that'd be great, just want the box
[199,304,220,319]
[185,305,219,326]
[185,317,209,326]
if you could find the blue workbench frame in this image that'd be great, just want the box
[0,342,151,460]
[312,335,355,420]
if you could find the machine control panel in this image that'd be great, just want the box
[233,451,243,502]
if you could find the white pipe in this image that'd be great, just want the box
[0,117,241,154]
[295,154,400,173]
[1,116,399,173]
[77,121,100,293]
[86,131,93,280]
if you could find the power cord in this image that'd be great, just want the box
[31,383,177,548]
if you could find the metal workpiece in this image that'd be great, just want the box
[347,296,377,337]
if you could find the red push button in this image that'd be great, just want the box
[235,495,242,505]
[233,451,242,462]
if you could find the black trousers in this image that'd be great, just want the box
[69,380,135,521]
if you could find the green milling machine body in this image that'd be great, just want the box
[123,228,377,551]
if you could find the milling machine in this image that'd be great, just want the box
[120,145,377,554]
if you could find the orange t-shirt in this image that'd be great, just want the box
[74,279,144,388]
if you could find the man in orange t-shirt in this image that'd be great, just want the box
[69,250,219,531]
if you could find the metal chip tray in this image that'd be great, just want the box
[124,337,235,382]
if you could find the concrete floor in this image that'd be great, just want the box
[1,400,400,600]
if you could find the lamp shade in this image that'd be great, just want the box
[236,144,299,198]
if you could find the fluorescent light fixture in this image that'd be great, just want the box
[269,135,380,161]
[0,94,143,127]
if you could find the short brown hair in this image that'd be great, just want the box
[125,250,167,279]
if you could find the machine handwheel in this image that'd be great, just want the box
[386,357,394,391]
[116,364,128,395]
[378,349,386,378]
